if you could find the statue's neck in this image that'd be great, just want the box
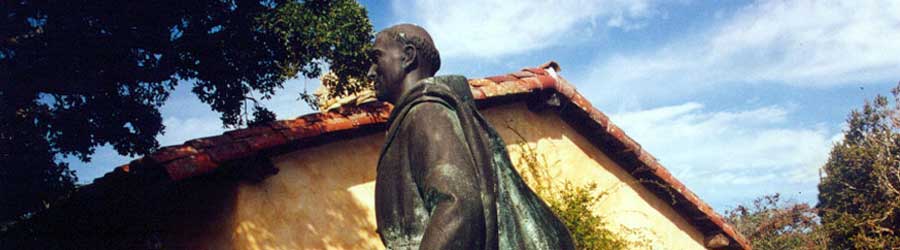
[391,70,434,105]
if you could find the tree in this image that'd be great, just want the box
[724,193,827,250]
[1,0,373,222]
[818,83,900,249]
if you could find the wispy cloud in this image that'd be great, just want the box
[584,0,900,108]
[393,0,666,58]
[610,102,838,206]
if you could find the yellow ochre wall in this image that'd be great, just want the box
[225,102,708,250]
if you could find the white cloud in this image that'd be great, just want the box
[610,102,838,206]
[393,0,664,58]
[585,0,900,107]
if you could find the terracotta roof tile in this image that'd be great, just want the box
[204,141,254,163]
[164,153,217,181]
[147,146,199,164]
[224,125,274,139]
[186,135,233,150]
[243,132,289,151]
[96,62,750,250]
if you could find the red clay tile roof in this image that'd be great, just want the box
[102,62,750,250]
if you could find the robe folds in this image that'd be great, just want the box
[375,75,575,250]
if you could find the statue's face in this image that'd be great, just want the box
[368,33,406,104]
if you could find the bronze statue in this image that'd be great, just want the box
[368,24,575,250]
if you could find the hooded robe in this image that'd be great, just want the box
[375,75,575,250]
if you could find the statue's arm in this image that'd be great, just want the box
[405,102,486,250]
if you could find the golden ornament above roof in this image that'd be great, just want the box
[314,71,377,112]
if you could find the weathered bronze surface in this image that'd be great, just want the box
[368,24,575,250]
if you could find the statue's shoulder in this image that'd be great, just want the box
[400,75,474,113]
[424,75,473,104]
[404,101,457,125]
[389,75,472,133]
[394,101,465,146]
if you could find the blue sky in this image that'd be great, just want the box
[67,0,900,212]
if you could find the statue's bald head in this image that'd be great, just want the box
[378,24,441,75]
[369,24,443,103]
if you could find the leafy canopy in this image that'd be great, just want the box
[818,83,900,249]
[1,0,373,221]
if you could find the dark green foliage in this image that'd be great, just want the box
[724,193,827,250]
[1,0,373,222]
[818,84,900,249]
[1,97,77,223]
[248,105,277,127]
[260,1,374,106]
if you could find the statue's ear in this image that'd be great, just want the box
[401,44,417,72]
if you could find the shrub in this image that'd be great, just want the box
[724,193,827,250]
[509,128,650,249]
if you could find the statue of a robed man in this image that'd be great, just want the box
[368,24,575,250]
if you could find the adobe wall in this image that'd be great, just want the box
[219,102,708,249]
[484,103,708,249]
[231,132,385,250]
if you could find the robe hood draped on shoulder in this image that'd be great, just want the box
[375,75,575,250]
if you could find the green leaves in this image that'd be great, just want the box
[545,182,637,250]
[259,0,374,107]
[818,83,900,249]
[508,129,649,249]
[2,0,374,221]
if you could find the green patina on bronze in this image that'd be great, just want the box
[368,23,574,250]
